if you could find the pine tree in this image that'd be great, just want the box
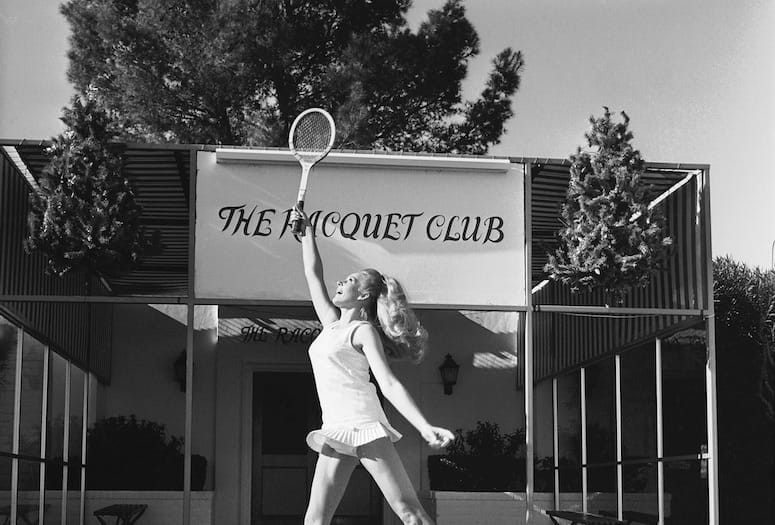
[60,0,524,153]
[544,108,673,302]
[25,95,149,278]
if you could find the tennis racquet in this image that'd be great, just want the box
[288,108,336,235]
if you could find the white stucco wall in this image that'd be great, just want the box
[395,310,524,494]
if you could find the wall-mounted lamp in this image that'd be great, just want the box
[173,350,187,392]
[439,354,460,395]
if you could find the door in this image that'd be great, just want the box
[251,371,382,524]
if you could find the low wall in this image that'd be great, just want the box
[7,491,213,525]
[430,492,555,525]
[6,489,668,525]
[430,492,668,525]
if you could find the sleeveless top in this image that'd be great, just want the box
[306,319,402,456]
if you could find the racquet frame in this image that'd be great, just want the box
[288,108,335,235]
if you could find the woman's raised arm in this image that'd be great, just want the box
[294,208,339,325]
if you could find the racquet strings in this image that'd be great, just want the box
[292,112,333,161]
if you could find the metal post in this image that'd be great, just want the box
[692,171,703,310]
[62,361,71,525]
[184,305,194,525]
[10,327,23,525]
[183,148,198,525]
[524,163,535,523]
[38,345,50,522]
[655,339,665,525]
[700,169,719,525]
[533,305,703,316]
[615,354,623,518]
[80,372,89,525]
[552,378,560,508]
[580,368,588,514]
[0,294,190,304]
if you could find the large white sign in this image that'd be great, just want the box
[195,150,525,307]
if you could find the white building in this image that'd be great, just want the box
[0,143,715,525]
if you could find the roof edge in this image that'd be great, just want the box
[0,139,710,170]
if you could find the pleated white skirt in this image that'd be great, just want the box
[306,421,402,457]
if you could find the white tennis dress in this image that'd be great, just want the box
[306,319,402,456]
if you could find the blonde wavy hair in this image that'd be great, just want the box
[357,268,428,363]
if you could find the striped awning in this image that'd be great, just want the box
[1,149,113,380]
[529,161,698,288]
[530,161,710,379]
[10,142,192,296]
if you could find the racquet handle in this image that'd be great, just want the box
[291,200,305,236]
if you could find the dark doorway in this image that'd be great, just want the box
[251,371,382,524]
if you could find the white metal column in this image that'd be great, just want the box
[524,163,535,523]
[614,354,623,518]
[183,148,198,525]
[655,339,665,525]
[10,327,23,525]
[183,305,194,525]
[552,378,559,508]
[79,372,89,525]
[38,346,50,522]
[580,368,588,514]
[61,361,72,525]
[699,168,719,525]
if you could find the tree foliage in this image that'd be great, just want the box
[714,256,775,421]
[714,256,775,349]
[429,421,526,491]
[85,415,206,490]
[61,0,524,153]
[544,108,673,302]
[25,95,149,278]
[713,256,775,523]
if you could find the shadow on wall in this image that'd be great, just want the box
[419,309,522,380]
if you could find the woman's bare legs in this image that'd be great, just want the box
[304,445,359,525]
[358,438,434,525]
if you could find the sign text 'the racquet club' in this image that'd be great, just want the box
[216,205,505,244]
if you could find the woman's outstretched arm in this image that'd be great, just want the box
[294,208,339,325]
[353,324,454,449]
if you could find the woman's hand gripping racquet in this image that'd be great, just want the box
[289,108,335,235]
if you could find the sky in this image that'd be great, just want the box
[1,0,773,269]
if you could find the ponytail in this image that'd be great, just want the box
[356,268,427,362]
[375,275,428,363]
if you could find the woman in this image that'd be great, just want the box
[292,207,454,525]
